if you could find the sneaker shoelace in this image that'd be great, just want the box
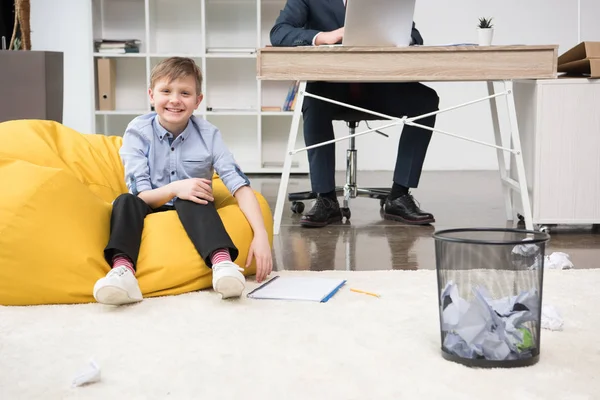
[109,266,127,276]
[213,262,244,273]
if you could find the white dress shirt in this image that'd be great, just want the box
[312,0,346,45]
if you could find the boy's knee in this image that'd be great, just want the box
[112,193,140,206]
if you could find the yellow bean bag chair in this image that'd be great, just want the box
[0,119,273,306]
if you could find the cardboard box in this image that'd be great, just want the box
[557,41,600,78]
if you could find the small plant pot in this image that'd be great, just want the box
[478,28,494,46]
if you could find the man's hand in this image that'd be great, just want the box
[315,27,344,45]
[245,231,273,283]
[170,178,214,204]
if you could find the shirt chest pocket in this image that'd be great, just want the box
[182,159,212,178]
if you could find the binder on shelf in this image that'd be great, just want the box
[96,58,116,111]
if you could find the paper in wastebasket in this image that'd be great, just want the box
[511,239,540,257]
[440,281,539,360]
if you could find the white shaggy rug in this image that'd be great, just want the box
[1,269,599,400]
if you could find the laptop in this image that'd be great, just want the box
[342,0,417,47]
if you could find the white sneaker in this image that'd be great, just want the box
[212,261,245,299]
[93,266,143,305]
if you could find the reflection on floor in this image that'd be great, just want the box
[248,171,599,271]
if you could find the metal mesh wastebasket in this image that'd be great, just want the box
[433,228,550,368]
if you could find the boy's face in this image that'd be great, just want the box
[149,75,203,133]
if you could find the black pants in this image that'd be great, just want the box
[104,194,238,270]
[302,82,440,193]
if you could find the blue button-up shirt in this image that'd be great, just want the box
[119,113,250,206]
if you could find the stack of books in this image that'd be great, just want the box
[94,39,141,54]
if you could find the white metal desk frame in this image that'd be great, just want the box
[272,80,533,235]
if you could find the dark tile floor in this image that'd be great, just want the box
[249,171,600,271]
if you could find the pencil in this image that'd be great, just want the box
[350,288,380,298]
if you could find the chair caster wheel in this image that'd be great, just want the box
[291,201,305,214]
[380,198,386,208]
[539,225,554,234]
[341,207,351,220]
[517,213,525,222]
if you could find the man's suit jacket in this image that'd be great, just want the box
[270,0,423,47]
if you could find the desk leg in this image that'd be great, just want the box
[273,81,307,236]
[487,81,513,221]
[504,80,534,231]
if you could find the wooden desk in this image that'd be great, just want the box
[256,45,559,235]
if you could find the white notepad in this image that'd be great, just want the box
[247,276,346,302]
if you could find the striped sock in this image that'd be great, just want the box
[210,249,231,266]
[112,254,135,275]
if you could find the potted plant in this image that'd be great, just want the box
[0,0,64,124]
[477,17,494,46]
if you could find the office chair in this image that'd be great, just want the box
[288,110,392,219]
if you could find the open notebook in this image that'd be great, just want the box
[247,276,346,303]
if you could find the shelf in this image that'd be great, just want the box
[261,1,282,48]
[261,80,298,113]
[205,114,259,170]
[147,53,205,58]
[206,110,257,116]
[261,111,294,116]
[205,0,257,49]
[96,114,137,137]
[92,0,146,53]
[92,52,259,59]
[205,58,257,111]
[90,0,307,173]
[94,57,148,112]
[149,55,203,66]
[148,0,203,54]
[205,51,257,59]
[95,110,148,115]
[93,52,146,58]
[261,115,308,171]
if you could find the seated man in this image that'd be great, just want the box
[270,0,440,228]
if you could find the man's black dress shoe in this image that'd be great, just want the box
[300,196,343,227]
[382,193,435,225]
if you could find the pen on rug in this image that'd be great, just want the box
[350,288,380,298]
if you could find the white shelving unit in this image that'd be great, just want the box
[91,0,307,174]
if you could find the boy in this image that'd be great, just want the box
[93,57,272,305]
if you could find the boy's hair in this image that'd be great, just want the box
[150,57,203,95]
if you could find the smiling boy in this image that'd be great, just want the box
[93,57,272,305]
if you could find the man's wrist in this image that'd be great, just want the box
[312,32,322,46]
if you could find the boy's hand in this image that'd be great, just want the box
[171,178,214,204]
[246,231,272,283]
